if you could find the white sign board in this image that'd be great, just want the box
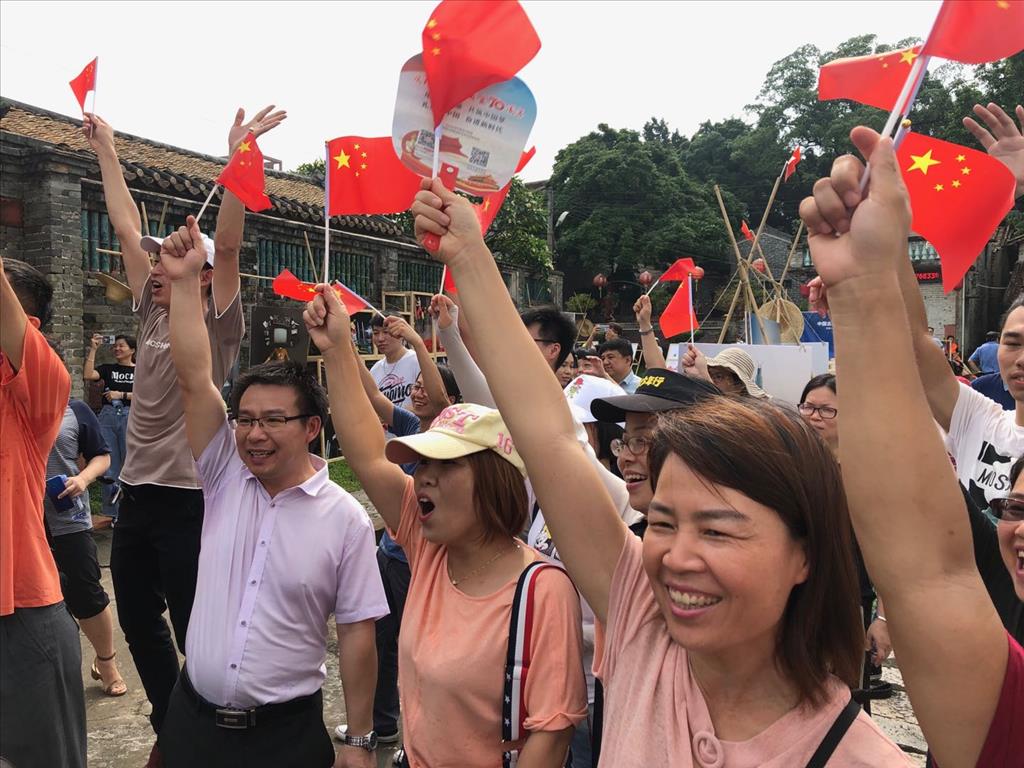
[665,343,830,405]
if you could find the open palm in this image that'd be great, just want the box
[228,105,287,155]
[964,104,1024,198]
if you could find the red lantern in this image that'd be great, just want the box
[752,258,767,274]
[637,270,653,287]
[593,273,607,288]
[691,266,705,281]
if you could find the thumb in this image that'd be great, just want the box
[851,128,903,199]
[321,282,342,312]
[185,216,204,250]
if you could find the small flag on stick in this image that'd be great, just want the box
[69,57,97,112]
[326,136,422,216]
[217,132,271,212]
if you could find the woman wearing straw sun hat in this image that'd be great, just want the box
[305,283,586,768]
[682,345,771,399]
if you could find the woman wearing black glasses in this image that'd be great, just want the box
[798,375,839,454]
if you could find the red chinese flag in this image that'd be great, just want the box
[659,278,699,338]
[442,268,457,294]
[216,132,271,212]
[271,269,373,315]
[818,46,922,111]
[474,146,536,232]
[784,147,802,182]
[922,0,1024,64]
[896,132,1016,293]
[422,0,541,126]
[327,136,422,216]
[659,258,696,282]
[740,221,755,241]
[69,57,97,112]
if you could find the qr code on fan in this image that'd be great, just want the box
[469,147,490,167]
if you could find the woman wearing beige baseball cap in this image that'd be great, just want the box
[304,285,586,768]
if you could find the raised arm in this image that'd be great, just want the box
[82,114,150,302]
[211,106,287,314]
[432,294,496,408]
[633,294,666,369]
[163,217,229,458]
[305,287,408,531]
[412,180,626,622]
[83,334,102,381]
[0,256,28,370]
[354,342,398,426]
[385,316,449,415]
[800,127,1007,768]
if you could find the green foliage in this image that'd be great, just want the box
[565,292,597,314]
[485,178,553,273]
[328,459,362,493]
[293,158,325,178]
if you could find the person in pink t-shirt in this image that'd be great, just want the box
[411,179,911,766]
[799,117,1024,768]
[307,285,586,768]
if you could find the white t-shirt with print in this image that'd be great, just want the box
[949,382,1024,511]
[370,348,420,410]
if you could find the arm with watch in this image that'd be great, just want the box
[632,294,667,369]
[334,620,379,766]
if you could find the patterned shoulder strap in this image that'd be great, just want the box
[501,560,572,768]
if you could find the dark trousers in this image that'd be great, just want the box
[374,548,412,735]
[0,603,86,768]
[110,482,204,734]
[160,673,334,768]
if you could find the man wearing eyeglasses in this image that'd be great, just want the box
[156,217,387,768]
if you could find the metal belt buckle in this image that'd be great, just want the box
[215,707,254,729]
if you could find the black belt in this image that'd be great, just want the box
[179,670,321,730]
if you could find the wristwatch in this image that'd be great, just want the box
[340,730,378,751]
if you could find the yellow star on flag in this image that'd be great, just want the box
[483,199,490,211]
[426,18,437,29]
[961,167,972,175]
[907,149,941,175]
[334,149,351,170]
[360,163,367,170]
[899,50,919,65]
[952,180,962,188]
[238,140,252,153]
[432,33,441,41]
[956,154,966,162]
[934,183,944,192]
[997,0,1010,9]
[361,152,367,158]
[432,47,441,56]
[882,62,889,69]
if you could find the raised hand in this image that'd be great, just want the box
[228,105,288,155]
[429,294,457,329]
[90,333,103,349]
[411,178,484,261]
[633,294,653,329]
[82,113,115,155]
[159,216,209,281]
[806,276,830,317]
[963,103,1024,198]
[798,127,911,292]
[680,343,711,382]
[303,284,351,353]
[384,315,419,344]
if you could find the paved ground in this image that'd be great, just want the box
[82,493,926,767]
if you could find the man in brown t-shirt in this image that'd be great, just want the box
[84,106,285,765]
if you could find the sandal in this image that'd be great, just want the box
[91,652,128,697]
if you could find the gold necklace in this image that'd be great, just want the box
[447,541,520,586]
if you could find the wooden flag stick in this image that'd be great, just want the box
[713,185,769,343]
[777,220,805,288]
[140,201,149,235]
[157,201,169,234]
[303,231,318,282]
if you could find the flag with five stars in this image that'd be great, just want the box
[658,258,697,282]
[326,136,422,216]
[659,276,700,338]
[740,220,755,241]
[818,46,922,111]
[216,132,272,212]
[896,132,1016,293]
[784,147,802,182]
[921,0,1024,65]
[271,269,374,315]
[69,57,97,112]
[422,0,541,126]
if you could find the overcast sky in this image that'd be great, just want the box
[0,1,942,181]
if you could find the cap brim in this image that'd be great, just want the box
[384,431,488,467]
[590,392,693,423]
[140,235,163,254]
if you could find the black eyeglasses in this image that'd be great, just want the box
[235,414,313,431]
[798,403,838,420]
[610,436,653,457]
[989,496,1024,523]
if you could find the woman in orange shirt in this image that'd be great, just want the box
[410,180,911,767]
[307,289,586,768]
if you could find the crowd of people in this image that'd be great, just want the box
[1,100,1023,768]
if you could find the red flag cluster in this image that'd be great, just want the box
[658,259,701,338]
[217,132,271,212]
[421,0,541,126]
[271,269,374,316]
[815,0,1024,293]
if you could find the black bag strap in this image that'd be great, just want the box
[804,695,861,768]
